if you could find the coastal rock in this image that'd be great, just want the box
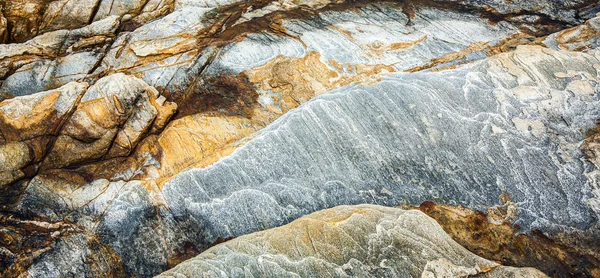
[0,11,6,44]
[418,201,600,276]
[157,205,547,278]
[1,0,173,43]
[0,15,120,98]
[161,45,600,246]
[1,0,600,277]
[0,73,175,191]
[41,73,175,169]
[0,82,87,187]
[544,13,600,52]
[9,44,600,276]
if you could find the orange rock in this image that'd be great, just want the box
[150,114,263,184]
[41,74,176,169]
[0,82,87,186]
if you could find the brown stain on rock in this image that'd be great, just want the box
[406,41,492,72]
[487,33,542,56]
[417,201,600,277]
[167,241,201,269]
[405,32,548,73]
[150,113,263,183]
[146,51,394,185]
[84,235,128,278]
[0,213,127,278]
[171,72,259,120]
[245,51,394,117]
[1,0,49,43]
[550,17,600,52]
[2,0,600,275]
[105,0,578,81]
[3,0,587,190]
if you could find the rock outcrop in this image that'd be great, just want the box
[1,0,600,277]
[157,205,547,277]
[418,201,600,277]
[0,73,175,190]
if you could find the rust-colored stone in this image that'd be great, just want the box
[417,201,600,277]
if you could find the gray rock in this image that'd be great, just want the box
[162,46,600,251]
[0,16,120,98]
[2,0,600,277]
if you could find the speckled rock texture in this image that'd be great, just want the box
[1,0,600,277]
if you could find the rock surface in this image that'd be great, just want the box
[1,0,600,277]
[157,204,547,278]
[418,200,600,276]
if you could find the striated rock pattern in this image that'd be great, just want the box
[1,0,600,277]
[153,45,600,276]
[157,205,547,277]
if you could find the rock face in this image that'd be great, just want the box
[1,0,600,277]
[157,204,547,278]
[0,73,176,190]
[418,200,600,276]
[164,44,600,236]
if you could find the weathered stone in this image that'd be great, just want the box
[544,13,600,52]
[157,205,547,278]
[41,73,175,169]
[77,1,540,184]
[0,82,87,142]
[0,82,87,186]
[418,201,600,277]
[160,46,600,249]
[7,43,600,276]
[0,16,120,98]
[1,0,600,277]
[1,0,171,43]
[0,10,7,44]
[0,213,126,278]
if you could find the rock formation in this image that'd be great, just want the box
[157,205,547,277]
[1,0,600,277]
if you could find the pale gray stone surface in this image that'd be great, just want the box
[163,46,600,248]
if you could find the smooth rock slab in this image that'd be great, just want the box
[157,204,546,278]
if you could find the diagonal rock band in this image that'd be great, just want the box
[1,0,600,277]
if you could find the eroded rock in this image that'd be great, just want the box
[157,205,547,278]
[0,82,87,187]
[418,201,600,277]
[0,72,175,192]
[0,15,120,98]
[1,0,173,43]
[1,0,600,277]
[41,73,175,169]
[0,213,126,278]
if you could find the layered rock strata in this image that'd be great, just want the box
[1,0,600,277]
